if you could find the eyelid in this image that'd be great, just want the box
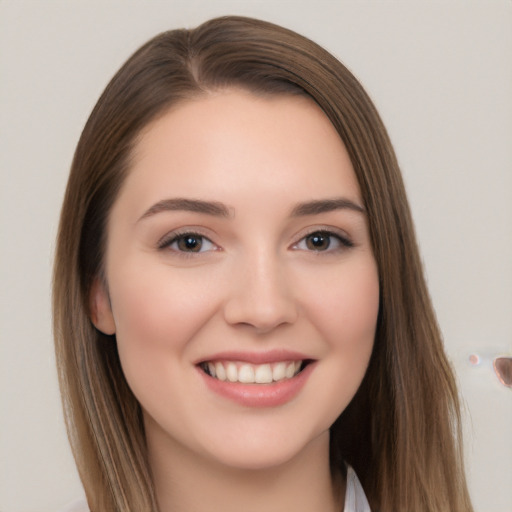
[156,225,353,254]
[290,227,354,252]
[157,228,219,253]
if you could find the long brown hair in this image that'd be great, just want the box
[53,16,473,511]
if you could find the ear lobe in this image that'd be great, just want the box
[89,278,116,335]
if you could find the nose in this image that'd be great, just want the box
[223,252,298,334]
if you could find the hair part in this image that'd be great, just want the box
[53,15,473,511]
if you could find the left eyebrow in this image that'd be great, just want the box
[138,198,232,221]
[290,198,366,217]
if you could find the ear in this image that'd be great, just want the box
[89,278,116,335]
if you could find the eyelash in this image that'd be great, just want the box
[157,229,354,255]
[292,229,354,253]
[157,230,217,255]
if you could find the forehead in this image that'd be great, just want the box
[117,89,361,217]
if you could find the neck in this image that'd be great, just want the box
[147,429,344,512]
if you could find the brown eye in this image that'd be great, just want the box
[176,235,203,252]
[305,232,332,251]
[159,232,216,253]
[293,230,353,253]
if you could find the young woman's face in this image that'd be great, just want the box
[93,89,379,471]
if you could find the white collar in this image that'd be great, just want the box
[344,464,371,512]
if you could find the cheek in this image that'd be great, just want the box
[296,258,379,419]
[107,265,222,387]
[301,257,380,349]
[111,262,220,336]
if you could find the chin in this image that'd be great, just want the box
[211,448,298,472]
[199,426,330,472]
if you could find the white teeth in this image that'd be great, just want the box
[215,362,227,381]
[238,364,255,383]
[226,362,238,382]
[204,360,304,384]
[285,362,296,378]
[272,362,286,381]
[255,364,273,384]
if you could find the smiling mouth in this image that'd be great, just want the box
[199,360,310,384]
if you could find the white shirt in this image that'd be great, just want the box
[60,464,371,512]
[344,464,371,512]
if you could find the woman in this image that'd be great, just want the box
[54,16,473,512]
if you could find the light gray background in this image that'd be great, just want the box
[1,1,511,511]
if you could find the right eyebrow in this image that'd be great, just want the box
[138,198,232,222]
[290,197,365,217]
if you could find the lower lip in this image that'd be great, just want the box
[198,363,315,408]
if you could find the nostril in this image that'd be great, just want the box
[223,299,299,333]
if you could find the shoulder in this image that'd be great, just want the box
[344,464,371,512]
[58,498,89,512]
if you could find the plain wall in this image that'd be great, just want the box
[1,1,511,511]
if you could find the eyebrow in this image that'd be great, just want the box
[138,196,365,222]
[138,198,232,221]
[290,198,365,216]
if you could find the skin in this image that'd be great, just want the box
[91,89,380,512]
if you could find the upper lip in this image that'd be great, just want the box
[195,349,313,365]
